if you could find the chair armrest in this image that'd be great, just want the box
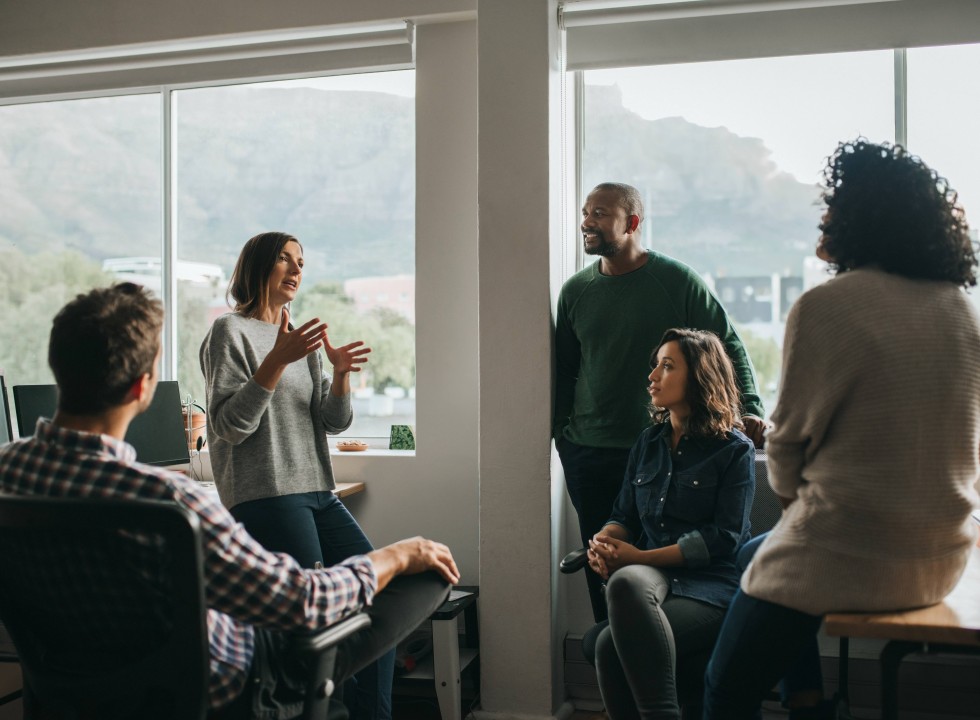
[291,613,371,653]
[560,547,589,574]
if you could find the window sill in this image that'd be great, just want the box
[331,448,415,458]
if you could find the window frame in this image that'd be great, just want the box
[0,36,418,441]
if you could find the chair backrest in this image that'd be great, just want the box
[749,452,782,537]
[0,496,210,720]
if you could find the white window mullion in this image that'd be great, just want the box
[894,48,908,148]
[574,70,586,273]
[161,87,178,382]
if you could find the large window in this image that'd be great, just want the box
[907,44,980,315]
[0,70,415,439]
[582,46,979,412]
[0,94,161,434]
[172,71,416,438]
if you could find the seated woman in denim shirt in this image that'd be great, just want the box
[587,327,755,720]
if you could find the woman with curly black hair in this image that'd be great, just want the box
[587,328,755,719]
[704,139,980,719]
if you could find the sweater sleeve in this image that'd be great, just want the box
[766,291,843,499]
[683,274,765,418]
[200,318,275,445]
[553,288,581,442]
[315,354,353,434]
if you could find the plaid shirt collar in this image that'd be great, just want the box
[33,419,136,463]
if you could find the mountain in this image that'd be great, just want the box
[584,84,822,277]
[0,83,819,280]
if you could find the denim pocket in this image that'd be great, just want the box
[631,472,658,520]
[668,468,718,524]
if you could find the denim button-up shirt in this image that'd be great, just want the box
[606,422,755,608]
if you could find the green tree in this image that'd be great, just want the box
[177,289,214,405]
[734,323,781,414]
[0,246,111,390]
[292,281,415,393]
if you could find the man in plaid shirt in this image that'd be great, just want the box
[0,283,458,718]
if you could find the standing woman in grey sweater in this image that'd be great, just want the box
[200,231,395,720]
[704,139,980,718]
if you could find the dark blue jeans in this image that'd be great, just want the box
[231,491,396,720]
[557,435,631,623]
[703,583,823,718]
[736,534,824,707]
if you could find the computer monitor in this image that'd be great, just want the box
[126,381,191,467]
[12,381,190,468]
[0,375,13,445]
[12,384,57,440]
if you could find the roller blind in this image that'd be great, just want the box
[562,0,980,70]
[0,22,415,100]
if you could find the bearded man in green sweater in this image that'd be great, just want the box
[554,182,766,622]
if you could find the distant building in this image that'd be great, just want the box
[714,273,803,325]
[102,257,226,295]
[344,274,415,324]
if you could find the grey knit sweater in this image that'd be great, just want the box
[200,313,352,509]
[743,268,980,615]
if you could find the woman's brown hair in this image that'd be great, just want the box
[227,231,302,317]
[649,328,743,438]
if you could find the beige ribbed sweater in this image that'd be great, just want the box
[742,268,980,615]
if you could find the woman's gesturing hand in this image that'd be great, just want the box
[270,308,328,365]
[324,330,372,375]
[254,308,328,390]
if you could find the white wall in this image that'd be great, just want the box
[476,0,568,716]
[332,17,481,586]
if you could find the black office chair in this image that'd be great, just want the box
[0,496,369,720]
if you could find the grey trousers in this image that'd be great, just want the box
[595,565,725,720]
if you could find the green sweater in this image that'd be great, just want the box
[554,251,763,449]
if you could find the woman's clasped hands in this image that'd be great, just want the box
[587,533,642,580]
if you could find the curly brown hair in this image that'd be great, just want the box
[228,231,303,317]
[49,283,164,415]
[819,139,977,287]
[649,328,743,438]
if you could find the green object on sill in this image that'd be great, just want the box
[389,425,415,450]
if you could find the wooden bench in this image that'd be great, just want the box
[824,539,980,720]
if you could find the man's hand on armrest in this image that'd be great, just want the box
[742,415,769,449]
[368,537,460,592]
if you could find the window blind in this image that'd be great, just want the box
[562,0,980,70]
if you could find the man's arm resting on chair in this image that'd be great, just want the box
[368,537,460,590]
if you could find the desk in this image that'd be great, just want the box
[333,482,365,499]
[825,543,980,719]
[197,480,365,500]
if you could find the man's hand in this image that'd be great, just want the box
[368,537,460,591]
[742,414,770,449]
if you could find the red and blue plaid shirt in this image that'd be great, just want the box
[0,420,377,709]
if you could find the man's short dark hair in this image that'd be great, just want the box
[49,283,164,415]
[591,182,645,222]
